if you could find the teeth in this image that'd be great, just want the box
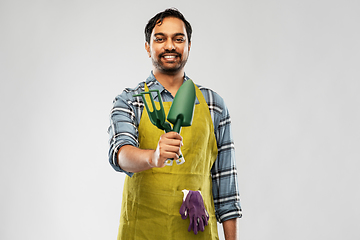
[164,56,176,59]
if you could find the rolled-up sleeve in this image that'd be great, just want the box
[108,92,140,177]
[211,97,242,223]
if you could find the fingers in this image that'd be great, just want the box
[193,216,198,235]
[151,132,183,168]
[188,216,194,233]
[164,131,183,140]
[198,217,205,233]
[187,216,207,235]
[159,133,183,156]
[203,213,209,226]
[179,204,188,219]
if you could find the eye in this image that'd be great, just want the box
[154,37,164,42]
[175,38,185,42]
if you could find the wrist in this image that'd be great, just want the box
[147,149,156,168]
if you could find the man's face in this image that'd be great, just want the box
[145,17,191,74]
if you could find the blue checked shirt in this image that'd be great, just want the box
[108,72,242,222]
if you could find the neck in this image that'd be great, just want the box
[153,69,185,96]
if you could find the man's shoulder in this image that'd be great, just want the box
[192,83,227,117]
[115,75,159,102]
[196,84,225,105]
[196,84,219,95]
[113,81,147,104]
[122,81,145,96]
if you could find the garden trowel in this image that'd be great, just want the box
[164,79,196,166]
[167,79,196,133]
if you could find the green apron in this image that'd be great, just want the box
[118,83,219,239]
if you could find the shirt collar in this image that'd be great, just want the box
[145,71,190,100]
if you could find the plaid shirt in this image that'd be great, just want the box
[108,72,242,222]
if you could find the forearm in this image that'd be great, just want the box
[117,145,154,173]
[117,132,182,173]
[223,218,238,240]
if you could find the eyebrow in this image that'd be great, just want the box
[154,33,186,38]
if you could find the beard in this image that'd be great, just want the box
[152,50,188,74]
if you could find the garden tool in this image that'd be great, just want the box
[133,80,196,166]
[164,79,196,165]
[167,79,196,133]
[133,88,172,133]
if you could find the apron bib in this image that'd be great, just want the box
[118,83,219,240]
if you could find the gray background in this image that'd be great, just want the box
[1,0,359,239]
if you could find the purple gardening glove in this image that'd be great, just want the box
[179,190,209,235]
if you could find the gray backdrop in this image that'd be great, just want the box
[1,0,359,239]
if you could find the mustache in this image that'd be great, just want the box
[158,50,181,58]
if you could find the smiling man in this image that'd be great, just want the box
[147,17,189,75]
[108,8,242,240]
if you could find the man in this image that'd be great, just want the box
[108,8,242,240]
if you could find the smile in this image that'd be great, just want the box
[163,55,177,59]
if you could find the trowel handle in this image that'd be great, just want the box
[164,148,185,166]
[172,117,184,133]
[164,159,173,166]
[176,156,185,165]
[165,156,185,166]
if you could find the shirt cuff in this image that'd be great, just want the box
[110,142,135,177]
[215,202,242,223]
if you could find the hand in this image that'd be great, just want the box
[179,190,209,235]
[149,132,183,168]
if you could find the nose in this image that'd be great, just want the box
[164,39,175,51]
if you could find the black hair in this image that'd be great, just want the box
[144,8,192,44]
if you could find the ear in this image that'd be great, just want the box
[188,41,191,52]
[145,42,151,57]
